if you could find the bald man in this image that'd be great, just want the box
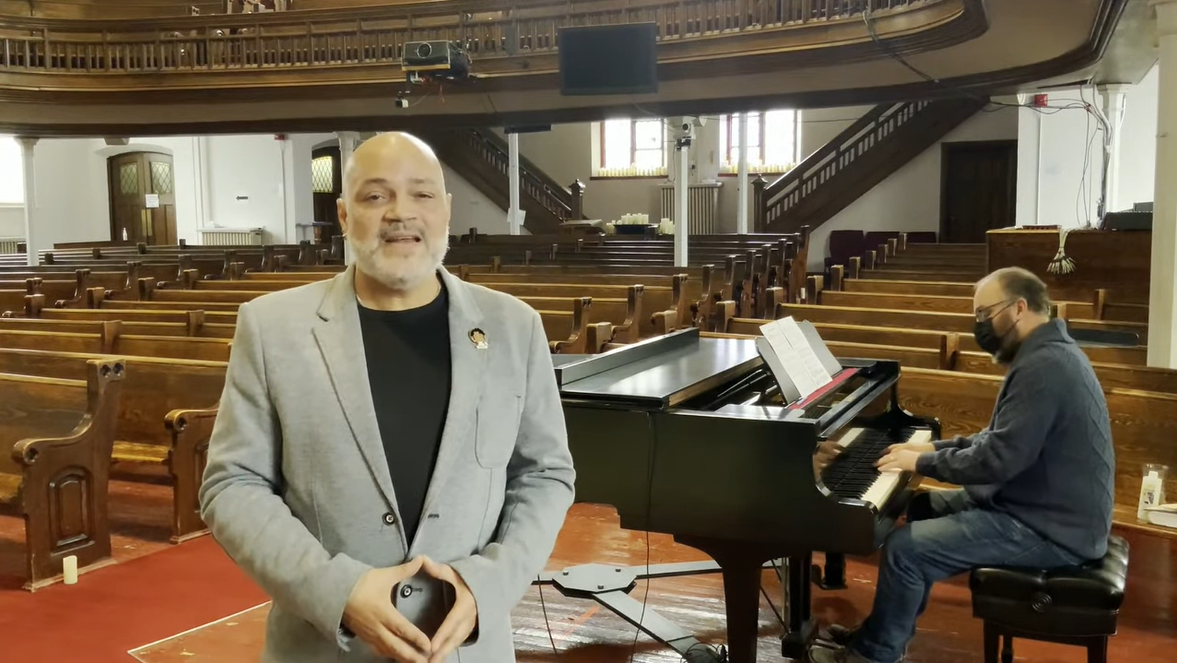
[200,132,576,663]
[811,267,1114,663]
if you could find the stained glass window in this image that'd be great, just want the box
[312,155,335,193]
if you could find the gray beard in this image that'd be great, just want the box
[350,235,449,291]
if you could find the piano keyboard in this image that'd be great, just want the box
[822,427,932,510]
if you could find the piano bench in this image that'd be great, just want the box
[969,535,1129,663]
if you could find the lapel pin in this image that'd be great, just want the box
[469,328,488,350]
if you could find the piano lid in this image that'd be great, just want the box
[556,328,763,409]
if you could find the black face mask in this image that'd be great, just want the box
[973,302,1020,361]
[973,318,1004,355]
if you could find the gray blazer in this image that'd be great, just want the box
[199,266,576,662]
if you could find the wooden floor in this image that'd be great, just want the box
[114,504,1177,662]
[2,484,1175,662]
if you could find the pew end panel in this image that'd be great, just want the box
[165,406,219,543]
[0,359,125,590]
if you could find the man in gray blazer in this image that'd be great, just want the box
[199,132,576,663]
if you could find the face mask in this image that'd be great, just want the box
[973,318,1004,355]
[974,305,1021,362]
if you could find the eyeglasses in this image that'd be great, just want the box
[974,299,1015,322]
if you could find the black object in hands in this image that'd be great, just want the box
[392,573,457,639]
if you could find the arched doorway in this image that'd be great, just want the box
[108,152,177,245]
[311,144,342,245]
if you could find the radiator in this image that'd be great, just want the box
[659,183,722,234]
[196,228,264,246]
[0,237,22,254]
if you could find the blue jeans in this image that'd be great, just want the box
[848,490,1082,663]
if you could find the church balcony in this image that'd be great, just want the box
[0,0,1140,135]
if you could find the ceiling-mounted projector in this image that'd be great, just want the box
[402,40,471,81]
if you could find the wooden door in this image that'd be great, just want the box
[108,152,177,246]
[940,141,1017,244]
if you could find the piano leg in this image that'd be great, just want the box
[812,552,848,590]
[675,537,782,663]
[781,552,818,661]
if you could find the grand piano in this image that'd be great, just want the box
[547,325,940,663]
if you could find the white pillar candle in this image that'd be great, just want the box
[63,555,78,585]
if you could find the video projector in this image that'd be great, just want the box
[402,40,471,82]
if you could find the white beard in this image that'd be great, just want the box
[349,231,449,292]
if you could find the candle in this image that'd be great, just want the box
[63,555,78,585]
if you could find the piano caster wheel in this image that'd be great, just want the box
[810,562,848,591]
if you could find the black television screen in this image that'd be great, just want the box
[558,23,659,96]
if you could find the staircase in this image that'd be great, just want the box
[423,129,584,234]
[757,97,987,234]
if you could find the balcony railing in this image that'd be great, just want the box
[0,0,944,75]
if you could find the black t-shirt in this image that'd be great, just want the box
[357,284,451,545]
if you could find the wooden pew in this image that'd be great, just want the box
[840,278,975,297]
[535,298,597,354]
[777,303,976,334]
[467,272,700,329]
[477,282,678,337]
[953,350,1177,392]
[34,306,238,328]
[0,329,232,362]
[0,359,125,590]
[519,295,638,344]
[0,348,226,543]
[0,317,236,340]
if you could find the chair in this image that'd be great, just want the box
[969,535,1128,663]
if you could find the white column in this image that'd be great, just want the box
[507,132,522,235]
[18,137,39,267]
[336,131,360,265]
[675,140,689,267]
[1100,84,1130,214]
[1148,0,1177,367]
[736,113,749,235]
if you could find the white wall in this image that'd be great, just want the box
[1116,63,1159,211]
[32,138,109,247]
[809,105,1021,270]
[1016,70,1159,228]
[0,205,23,238]
[442,162,510,235]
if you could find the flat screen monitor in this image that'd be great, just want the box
[558,23,659,96]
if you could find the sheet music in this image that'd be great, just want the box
[760,320,819,397]
[759,317,833,398]
[778,317,834,389]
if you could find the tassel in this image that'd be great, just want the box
[1047,228,1076,275]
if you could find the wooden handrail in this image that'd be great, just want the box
[0,0,936,75]
[459,129,581,222]
[759,99,934,229]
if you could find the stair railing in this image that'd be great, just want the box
[457,129,584,222]
[756,99,933,229]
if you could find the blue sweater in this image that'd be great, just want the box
[916,319,1114,561]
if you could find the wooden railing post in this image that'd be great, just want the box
[752,175,767,232]
[569,179,585,220]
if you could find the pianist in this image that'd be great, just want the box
[811,267,1114,663]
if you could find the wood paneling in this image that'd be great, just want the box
[987,228,1151,304]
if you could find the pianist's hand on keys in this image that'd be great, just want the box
[877,430,934,474]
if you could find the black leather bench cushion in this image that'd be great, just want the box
[970,535,1128,637]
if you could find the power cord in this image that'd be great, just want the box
[536,574,559,655]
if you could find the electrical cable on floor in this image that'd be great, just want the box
[536,574,559,655]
